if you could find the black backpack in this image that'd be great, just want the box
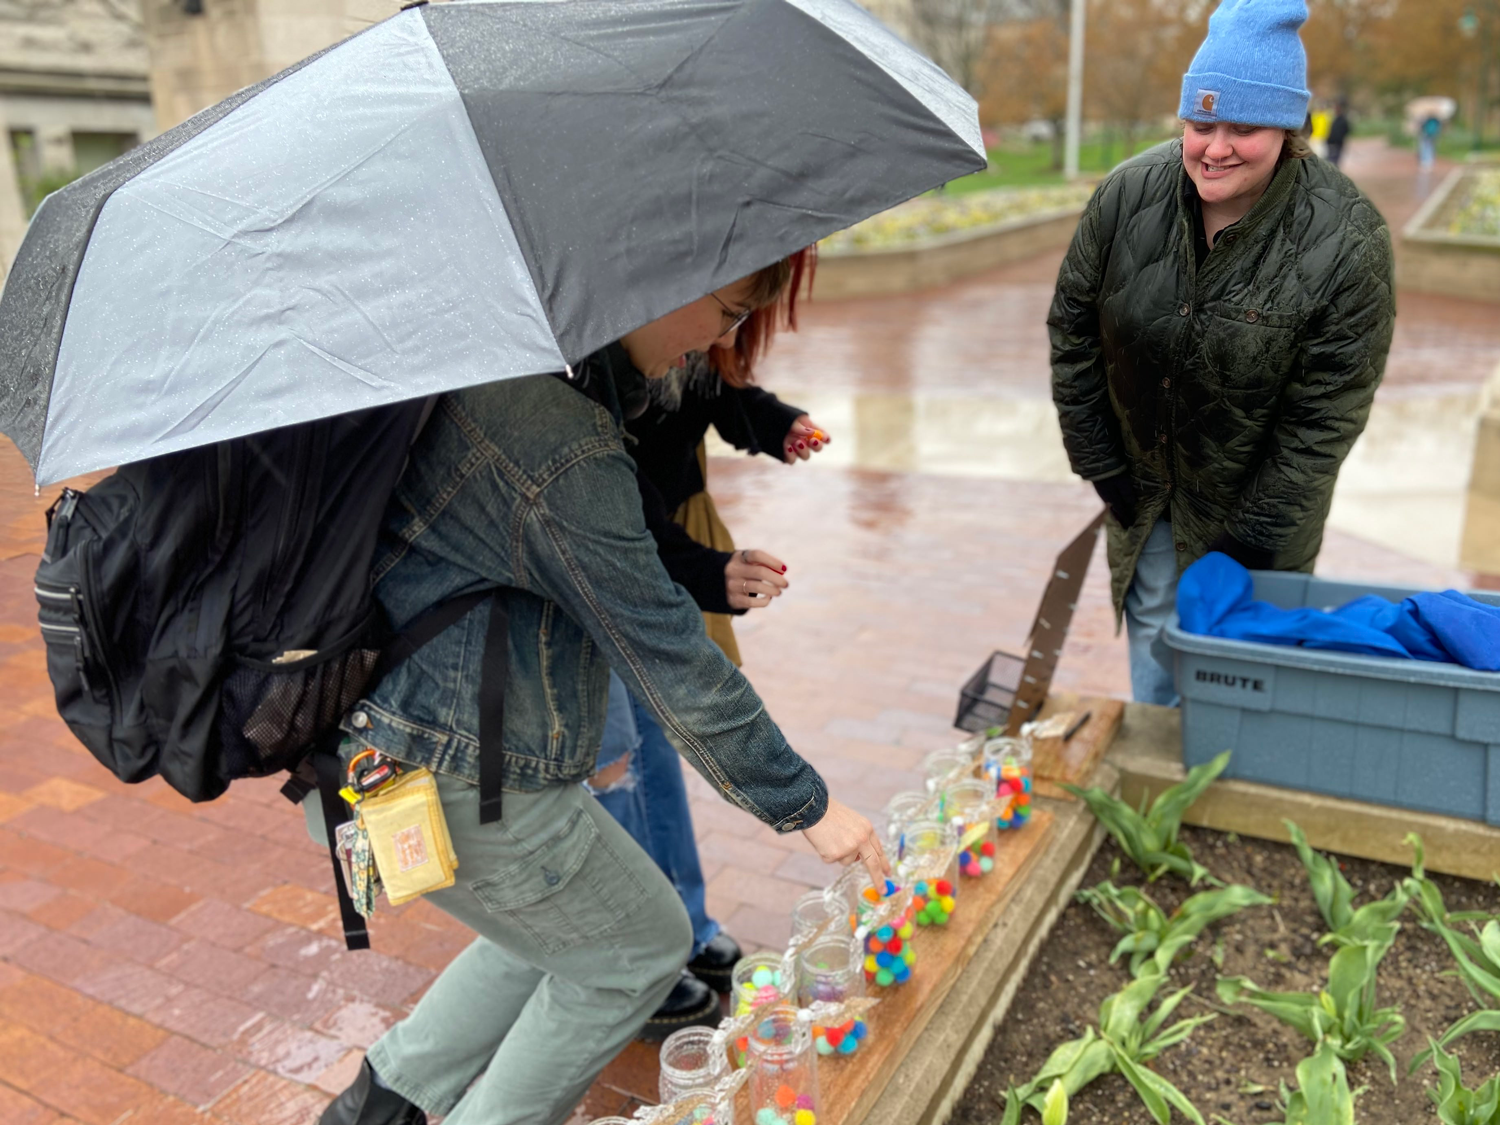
[34,401,510,949]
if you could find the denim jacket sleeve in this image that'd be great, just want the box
[517,440,827,833]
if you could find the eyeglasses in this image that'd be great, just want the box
[710,292,751,337]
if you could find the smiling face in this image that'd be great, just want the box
[1182,121,1283,206]
[620,278,758,379]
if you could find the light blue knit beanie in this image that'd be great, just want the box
[1179,0,1311,129]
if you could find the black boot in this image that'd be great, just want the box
[319,1059,426,1125]
[636,970,721,1042]
[686,932,742,995]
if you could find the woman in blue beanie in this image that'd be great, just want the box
[1049,0,1396,704]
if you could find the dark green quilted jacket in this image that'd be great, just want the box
[1049,139,1395,620]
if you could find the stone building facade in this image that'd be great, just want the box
[142,0,404,131]
[0,0,155,274]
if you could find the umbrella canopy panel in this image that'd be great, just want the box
[3,0,985,486]
[42,13,562,485]
[425,0,984,360]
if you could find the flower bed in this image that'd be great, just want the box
[820,185,1094,253]
[813,185,1093,298]
[1448,168,1500,239]
[1399,168,1500,302]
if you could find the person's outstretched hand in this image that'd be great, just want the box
[784,415,831,463]
[725,549,788,610]
[803,796,890,887]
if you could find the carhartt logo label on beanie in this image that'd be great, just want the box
[1179,0,1310,130]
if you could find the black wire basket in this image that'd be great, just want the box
[953,649,1026,733]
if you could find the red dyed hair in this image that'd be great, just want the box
[710,245,817,388]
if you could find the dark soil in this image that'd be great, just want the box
[951,825,1500,1125]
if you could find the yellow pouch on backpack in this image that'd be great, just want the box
[356,768,458,906]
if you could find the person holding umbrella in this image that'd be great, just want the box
[1049,0,1395,706]
[587,262,832,1033]
[320,253,875,1125]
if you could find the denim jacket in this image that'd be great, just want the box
[341,346,828,834]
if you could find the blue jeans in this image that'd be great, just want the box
[1124,520,1181,706]
[589,672,720,958]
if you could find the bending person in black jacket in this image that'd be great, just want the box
[587,252,829,1037]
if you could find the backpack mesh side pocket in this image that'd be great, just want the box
[218,612,381,779]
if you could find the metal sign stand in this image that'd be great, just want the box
[1004,510,1107,734]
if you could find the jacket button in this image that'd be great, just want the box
[1161,377,1171,389]
[1176,541,1187,551]
[1245,309,1260,323]
[350,711,369,729]
[1177,303,1190,317]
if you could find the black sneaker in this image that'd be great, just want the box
[637,970,721,1042]
[686,932,742,995]
[319,1059,426,1125]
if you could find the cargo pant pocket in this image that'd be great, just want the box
[468,807,648,955]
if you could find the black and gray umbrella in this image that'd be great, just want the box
[0,0,984,486]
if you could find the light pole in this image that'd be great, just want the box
[1064,0,1085,179]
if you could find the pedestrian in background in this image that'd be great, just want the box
[1419,113,1441,169]
[1326,99,1350,167]
[1048,0,1396,705]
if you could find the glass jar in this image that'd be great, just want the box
[747,1005,819,1125]
[854,876,915,988]
[943,778,998,879]
[790,885,853,943]
[898,818,960,926]
[798,935,869,1058]
[983,735,1034,830]
[882,789,933,861]
[660,1025,727,1103]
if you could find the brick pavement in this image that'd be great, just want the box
[0,137,1493,1124]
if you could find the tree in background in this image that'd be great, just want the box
[980,7,1070,168]
[907,0,1003,96]
[1304,0,1495,141]
[978,0,1202,166]
[972,0,1495,158]
[1082,0,1205,158]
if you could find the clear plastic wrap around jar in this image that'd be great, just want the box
[921,748,976,800]
[943,778,998,879]
[854,876,915,988]
[733,951,789,1016]
[660,1025,728,1103]
[983,735,1034,830]
[897,818,961,927]
[790,885,854,943]
[733,950,791,1068]
[798,935,869,1059]
[747,1006,820,1125]
[882,789,933,862]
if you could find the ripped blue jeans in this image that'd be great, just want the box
[588,671,720,958]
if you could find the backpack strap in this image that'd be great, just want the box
[477,593,508,826]
[286,588,513,949]
[371,588,509,823]
[311,731,371,951]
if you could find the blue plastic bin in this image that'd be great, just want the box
[1163,572,1500,825]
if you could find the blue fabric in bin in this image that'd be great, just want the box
[1177,553,1500,672]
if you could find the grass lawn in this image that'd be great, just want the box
[944,133,1175,193]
